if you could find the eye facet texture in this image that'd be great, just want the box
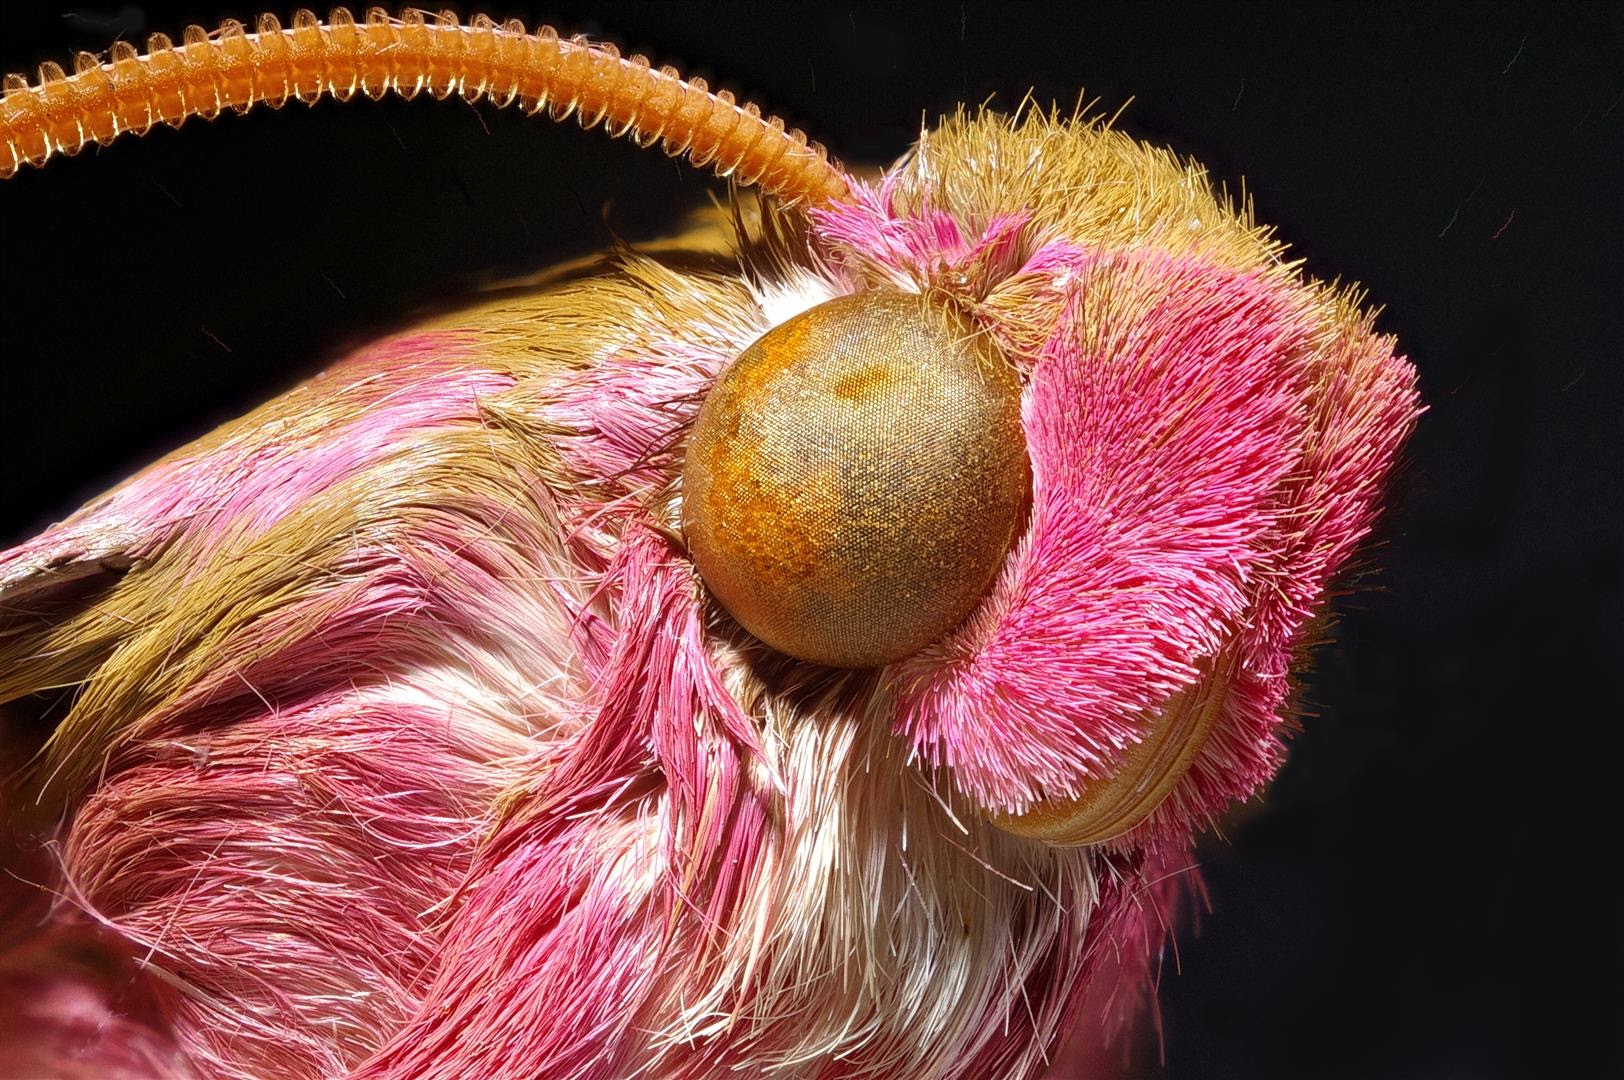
[683,291,1029,668]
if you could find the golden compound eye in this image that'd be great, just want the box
[682,292,1030,668]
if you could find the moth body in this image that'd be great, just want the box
[0,12,1418,1079]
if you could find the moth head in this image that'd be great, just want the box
[2,11,1418,849]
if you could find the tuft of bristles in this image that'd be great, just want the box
[813,109,1420,847]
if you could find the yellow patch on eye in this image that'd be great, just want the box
[683,291,1029,668]
[831,365,896,401]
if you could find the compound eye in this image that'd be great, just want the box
[682,292,1030,668]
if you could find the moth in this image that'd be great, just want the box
[0,10,1419,1079]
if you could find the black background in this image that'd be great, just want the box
[2,3,1620,1078]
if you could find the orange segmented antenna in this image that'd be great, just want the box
[0,7,854,206]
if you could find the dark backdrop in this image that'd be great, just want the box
[2,3,1620,1078]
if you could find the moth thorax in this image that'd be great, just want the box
[683,291,1029,668]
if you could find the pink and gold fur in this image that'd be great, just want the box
[1,109,1418,1078]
